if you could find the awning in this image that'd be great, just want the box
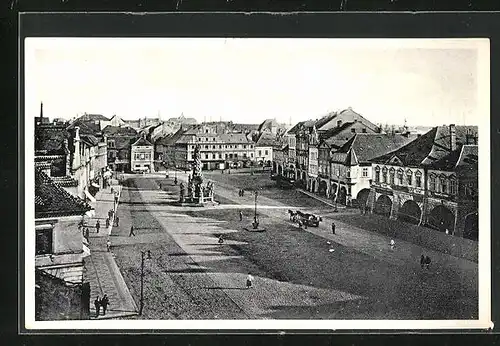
[84,190,96,203]
[91,182,100,188]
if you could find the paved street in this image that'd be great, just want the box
[111,171,478,320]
[83,181,138,320]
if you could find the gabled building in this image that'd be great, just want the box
[254,131,278,166]
[326,133,417,206]
[369,125,478,239]
[131,136,155,173]
[102,125,138,172]
[35,168,92,320]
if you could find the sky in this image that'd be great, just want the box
[24,38,489,126]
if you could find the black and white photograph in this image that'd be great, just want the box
[24,37,491,330]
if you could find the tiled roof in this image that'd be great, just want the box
[102,125,137,136]
[430,144,478,171]
[67,119,101,135]
[132,137,153,147]
[76,113,110,121]
[319,122,355,140]
[255,132,279,147]
[335,133,418,164]
[258,119,279,132]
[35,169,92,218]
[370,126,478,167]
[80,134,99,147]
[219,133,252,143]
[35,124,69,155]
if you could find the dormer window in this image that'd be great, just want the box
[406,169,413,186]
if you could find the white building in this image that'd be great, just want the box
[131,136,155,172]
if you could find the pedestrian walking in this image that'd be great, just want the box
[114,195,118,205]
[114,216,119,227]
[390,239,395,250]
[218,235,224,244]
[129,226,136,237]
[100,294,109,315]
[331,222,336,235]
[96,220,100,234]
[105,218,110,228]
[241,189,245,196]
[94,296,101,317]
[239,211,243,221]
[85,227,90,241]
[111,187,114,194]
[106,239,111,252]
[420,255,425,268]
[246,273,254,289]
[425,256,431,269]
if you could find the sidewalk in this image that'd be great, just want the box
[83,179,138,320]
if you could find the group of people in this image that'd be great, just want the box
[94,294,110,317]
[238,189,245,197]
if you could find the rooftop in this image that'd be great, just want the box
[35,169,92,218]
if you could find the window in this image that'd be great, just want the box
[415,171,422,187]
[213,145,216,149]
[251,153,253,158]
[212,154,216,159]
[346,168,351,178]
[205,154,209,159]
[449,177,457,194]
[351,128,356,133]
[205,145,209,149]
[36,228,53,255]
[259,150,262,156]
[243,153,247,158]
[108,140,115,148]
[389,168,395,185]
[229,154,233,159]
[265,150,269,155]
[244,145,247,149]
[205,138,208,141]
[440,176,448,193]
[406,170,413,185]
[250,145,253,149]
[429,175,436,191]
[213,138,216,141]
[362,128,367,133]
[375,166,380,182]
[362,167,368,177]
[219,153,222,159]
[397,169,404,185]
[382,167,388,183]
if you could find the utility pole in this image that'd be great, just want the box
[139,250,152,316]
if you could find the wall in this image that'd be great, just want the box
[131,145,154,171]
[35,271,89,321]
[255,146,272,164]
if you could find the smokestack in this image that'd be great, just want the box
[449,124,457,151]
[74,126,80,141]
[40,102,43,119]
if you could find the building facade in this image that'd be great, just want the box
[369,125,478,239]
[102,125,138,172]
[131,137,155,172]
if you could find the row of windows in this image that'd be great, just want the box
[134,153,151,160]
[258,150,269,156]
[194,144,254,149]
[429,175,457,195]
[202,153,255,160]
[375,169,423,188]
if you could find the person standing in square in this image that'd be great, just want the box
[96,220,100,234]
[246,273,254,289]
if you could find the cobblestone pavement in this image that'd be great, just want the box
[112,173,477,319]
[83,181,138,320]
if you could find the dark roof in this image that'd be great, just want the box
[258,119,279,132]
[370,126,478,167]
[430,144,478,171]
[35,169,92,218]
[35,124,69,155]
[132,137,153,147]
[76,113,110,121]
[333,133,418,164]
[67,119,101,135]
[255,132,279,147]
[115,136,137,150]
[319,122,355,140]
[80,134,99,147]
[219,133,252,143]
[102,125,138,136]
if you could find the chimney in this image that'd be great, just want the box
[40,102,43,120]
[337,120,342,128]
[449,124,457,151]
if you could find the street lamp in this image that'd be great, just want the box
[139,250,152,316]
[174,165,178,185]
[252,191,259,229]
